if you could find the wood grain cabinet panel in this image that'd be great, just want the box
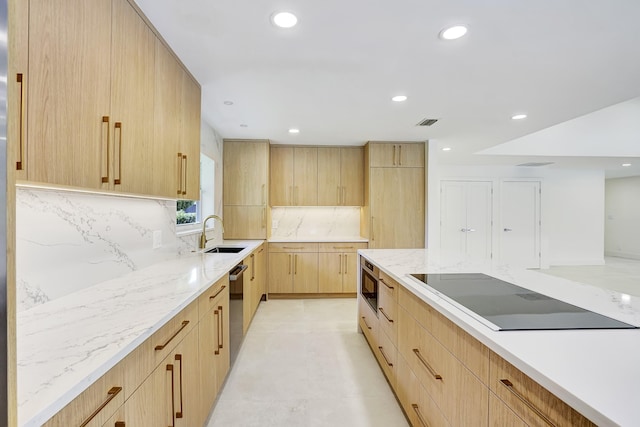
[489,392,528,427]
[318,147,364,206]
[270,146,294,206]
[180,73,201,200]
[268,250,318,294]
[369,142,425,168]
[317,243,365,293]
[270,146,318,206]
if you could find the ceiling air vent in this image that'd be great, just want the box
[517,162,555,167]
[417,118,438,127]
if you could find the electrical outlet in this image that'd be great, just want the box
[153,230,162,249]
[272,220,279,229]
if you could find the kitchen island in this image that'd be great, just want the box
[17,240,264,427]
[358,249,640,426]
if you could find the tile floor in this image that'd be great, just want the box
[539,256,640,296]
[206,298,409,427]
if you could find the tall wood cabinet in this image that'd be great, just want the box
[13,0,200,198]
[223,140,270,239]
[364,142,426,249]
[270,146,318,206]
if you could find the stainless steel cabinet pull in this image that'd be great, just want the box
[379,278,394,290]
[16,73,25,170]
[155,321,189,351]
[500,379,556,426]
[102,116,110,183]
[361,316,372,330]
[175,354,184,418]
[379,306,393,323]
[78,386,122,427]
[209,285,227,300]
[114,122,122,185]
[413,348,442,380]
[166,364,175,427]
[412,404,429,427]
[378,346,393,367]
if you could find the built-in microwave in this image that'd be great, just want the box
[360,256,379,314]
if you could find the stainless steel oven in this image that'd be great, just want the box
[360,256,379,314]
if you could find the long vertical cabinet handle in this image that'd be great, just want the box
[251,254,255,281]
[344,254,348,274]
[288,254,291,275]
[102,116,110,183]
[16,73,25,170]
[213,309,220,355]
[174,354,184,418]
[113,122,122,185]
[176,153,183,195]
[166,364,175,427]
[500,379,556,427]
[371,217,375,241]
[218,305,224,350]
[182,155,188,195]
[411,404,429,427]
[399,145,402,165]
[392,145,396,165]
[338,254,342,274]
[294,254,298,274]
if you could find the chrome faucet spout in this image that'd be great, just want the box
[199,215,224,249]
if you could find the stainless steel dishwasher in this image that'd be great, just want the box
[229,262,247,365]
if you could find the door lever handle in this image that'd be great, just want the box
[504,228,513,232]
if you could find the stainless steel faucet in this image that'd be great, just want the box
[199,215,224,249]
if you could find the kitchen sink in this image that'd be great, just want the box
[205,246,246,254]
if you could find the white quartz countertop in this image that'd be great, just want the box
[268,236,368,243]
[17,240,265,427]
[358,249,640,427]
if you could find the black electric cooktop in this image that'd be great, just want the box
[409,273,638,331]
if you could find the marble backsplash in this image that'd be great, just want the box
[270,207,361,239]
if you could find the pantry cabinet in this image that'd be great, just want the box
[223,140,270,239]
[270,146,318,206]
[14,0,200,198]
[317,147,364,206]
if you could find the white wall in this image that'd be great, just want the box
[605,176,640,259]
[428,152,605,267]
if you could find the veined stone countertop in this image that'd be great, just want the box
[17,240,265,427]
[358,249,640,427]
[268,236,368,243]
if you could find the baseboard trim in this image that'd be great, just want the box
[268,293,357,299]
[605,251,640,261]
[548,258,605,266]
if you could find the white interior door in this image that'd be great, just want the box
[440,181,467,256]
[465,182,493,261]
[500,181,541,268]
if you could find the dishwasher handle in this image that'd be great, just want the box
[229,264,248,281]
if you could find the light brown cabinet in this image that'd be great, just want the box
[317,147,364,206]
[270,146,318,206]
[223,140,269,239]
[317,243,366,293]
[369,142,425,168]
[15,0,200,198]
[243,243,266,334]
[369,166,425,248]
[180,73,202,200]
[268,243,319,293]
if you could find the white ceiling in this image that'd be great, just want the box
[134,0,640,177]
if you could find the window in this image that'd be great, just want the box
[176,154,215,226]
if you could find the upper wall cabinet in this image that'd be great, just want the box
[369,142,425,168]
[270,146,318,206]
[13,0,200,198]
[318,147,364,206]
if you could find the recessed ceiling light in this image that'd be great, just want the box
[622,163,632,167]
[442,147,452,151]
[391,95,408,102]
[223,101,233,105]
[289,128,300,134]
[440,25,468,40]
[240,124,248,128]
[271,12,298,28]
[512,114,527,120]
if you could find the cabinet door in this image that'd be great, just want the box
[268,253,293,293]
[270,146,294,205]
[293,147,318,205]
[223,205,267,239]
[341,147,364,206]
[173,328,200,427]
[489,392,527,427]
[342,252,359,293]
[28,0,112,189]
[318,252,343,293]
[198,309,218,421]
[292,253,318,293]
[368,143,397,167]
[180,74,201,200]
[224,141,269,205]
[398,143,425,167]
[123,369,163,427]
[370,167,425,248]
[110,0,155,195]
[317,147,341,205]
[257,244,267,297]
[216,288,231,392]
[153,40,183,197]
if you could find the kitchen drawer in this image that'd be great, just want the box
[396,354,450,427]
[43,363,124,427]
[378,271,398,302]
[358,296,379,349]
[198,275,230,320]
[123,299,198,397]
[269,242,319,253]
[317,242,367,253]
[375,327,397,388]
[489,391,527,427]
[378,283,397,346]
[490,353,596,427]
[399,285,489,384]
